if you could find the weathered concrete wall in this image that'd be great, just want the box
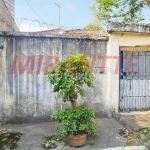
[0,32,108,123]
[107,22,150,34]
[61,39,109,115]
[107,37,119,114]
[0,36,6,123]
[0,0,19,31]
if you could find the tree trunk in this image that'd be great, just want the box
[71,97,77,108]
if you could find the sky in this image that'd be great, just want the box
[15,0,95,32]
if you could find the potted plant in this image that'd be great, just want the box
[47,53,98,146]
[51,104,98,146]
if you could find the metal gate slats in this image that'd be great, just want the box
[120,50,150,111]
[139,52,145,80]
[132,52,139,80]
[146,52,150,80]
[120,80,150,111]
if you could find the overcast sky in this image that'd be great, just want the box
[15,0,95,31]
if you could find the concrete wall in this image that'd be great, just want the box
[0,0,18,31]
[0,32,108,123]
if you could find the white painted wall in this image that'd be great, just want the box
[111,32,150,47]
[107,36,120,114]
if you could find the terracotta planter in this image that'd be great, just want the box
[66,134,87,147]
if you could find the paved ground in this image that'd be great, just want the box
[101,146,146,150]
[118,111,150,131]
[0,118,128,150]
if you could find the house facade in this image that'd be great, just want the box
[0,22,150,123]
[108,22,150,113]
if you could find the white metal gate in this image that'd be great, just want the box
[119,51,150,111]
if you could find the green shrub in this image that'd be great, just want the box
[51,104,98,137]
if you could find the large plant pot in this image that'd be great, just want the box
[66,134,87,147]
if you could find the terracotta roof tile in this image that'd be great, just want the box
[40,28,109,37]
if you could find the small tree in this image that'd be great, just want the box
[47,54,94,108]
[90,0,150,23]
[84,19,102,30]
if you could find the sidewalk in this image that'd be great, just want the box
[0,118,146,150]
[101,146,146,150]
[118,111,150,131]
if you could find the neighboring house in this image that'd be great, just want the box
[3,0,15,18]
[107,22,150,113]
[0,0,18,31]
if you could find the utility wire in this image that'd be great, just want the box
[25,0,45,22]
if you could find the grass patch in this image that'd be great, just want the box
[119,128,150,148]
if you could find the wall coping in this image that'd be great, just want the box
[107,21,150,34]
[0,31,109,41]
